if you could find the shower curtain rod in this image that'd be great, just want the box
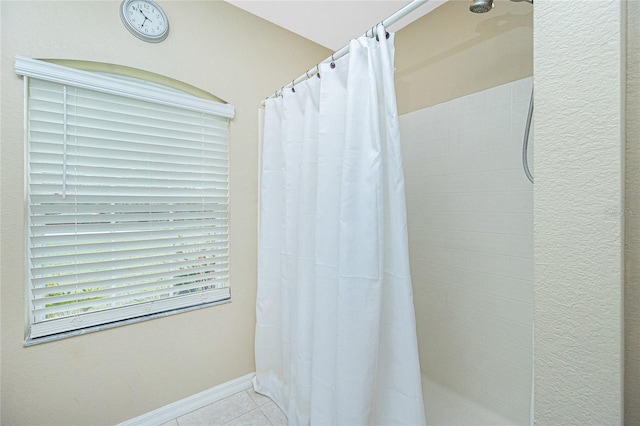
[262,0,431,105]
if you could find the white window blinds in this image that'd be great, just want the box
[18,58,233,339]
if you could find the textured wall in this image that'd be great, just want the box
[626,1,640,424]
[0,2,329,424]
[533,1,625,425]
[400,77,534,425]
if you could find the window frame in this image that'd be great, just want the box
[17,57,234,345]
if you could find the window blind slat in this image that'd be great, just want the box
[29,127,230,153]
[30,228,228,246]
[64,94,230,124]
[29,88,64,103]
[32,267,229,297]
[31,243,227,269]
[30,235,228,260]
[33,251,229,281]
[34,283,220,316]
[30,194,228,204]
[67,124,229,148]
[30,156,229,175]
[31,257,229,287]
[73,131,228,153]
[30,202,228,215]
[70,112,230,138]
[30,172,229,186]
[30,139,228,164]
[32,278,225,311]
[31,170,230,184]
[30,183,228,198]
[31,210,228,225]
[30,218,228,237]
[23,62,232,339]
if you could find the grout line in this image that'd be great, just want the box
[258,405,275,426]
[410,241,534,258]
[223,407,272,426]
[226,391,258,424]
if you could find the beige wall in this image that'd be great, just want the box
[394,0,532,115]
[626,0,640,424]
[0,1,329,424]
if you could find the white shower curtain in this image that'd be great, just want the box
[255,27,425,426]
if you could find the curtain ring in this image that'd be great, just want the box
[330,53,336,69]
[291,80,296,93]
[306,70,311,79]
[316,64,321,78]
[380,23,389,40]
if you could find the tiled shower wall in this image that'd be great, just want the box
[400,77,534,425]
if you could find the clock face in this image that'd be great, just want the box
[120,0,169,43]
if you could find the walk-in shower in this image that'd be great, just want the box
[401,76,534,425]
[401,0,534,424]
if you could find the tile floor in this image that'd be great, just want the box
[159,376,520,426]
[160,387,287,426]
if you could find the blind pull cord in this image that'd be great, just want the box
[62,85,68,199]
[72,88,81,324]
[200,112,208,297]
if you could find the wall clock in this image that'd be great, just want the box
[120,0,169,43]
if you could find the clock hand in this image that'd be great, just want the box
[136,8,153,26]
[138,8,151,20]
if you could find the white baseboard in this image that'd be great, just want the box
[118,372,256,426]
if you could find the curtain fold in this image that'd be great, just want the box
[255,26,425,426]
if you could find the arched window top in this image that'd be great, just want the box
[15,56,234,118]
[42,59,226,105]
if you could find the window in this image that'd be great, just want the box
[16,57,234,341]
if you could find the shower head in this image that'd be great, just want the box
[469,0,532,13]
[469,0,494,13]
